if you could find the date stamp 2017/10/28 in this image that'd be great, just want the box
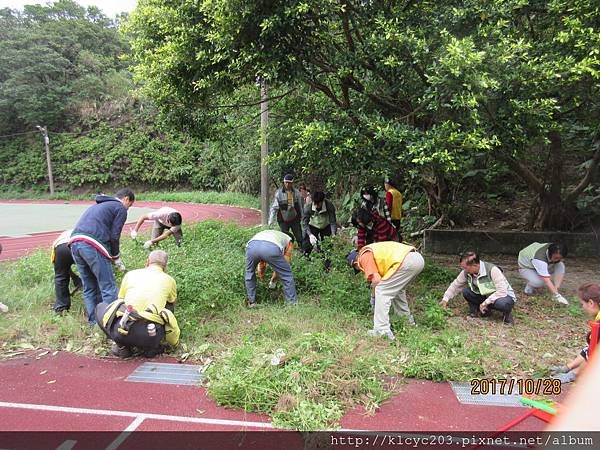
[470,378,561,396]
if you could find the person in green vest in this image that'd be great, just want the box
[518,242,568,304]
[245,229,297,307]
[384,179,403,240]
[301,191,337,255]
[440,250,516,324]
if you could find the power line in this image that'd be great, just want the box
[0,130,39,139]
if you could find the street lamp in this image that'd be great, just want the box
[36,125,54,195]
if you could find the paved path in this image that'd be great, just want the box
[0,199,260,261]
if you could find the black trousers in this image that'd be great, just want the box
[391,220,403,242]
[302,225,332,255]
[53,243,82,312]
[278,219,303,247]
[462,287,514,315]
[95,303,165,357]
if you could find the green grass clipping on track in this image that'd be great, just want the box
[0,220,585,429]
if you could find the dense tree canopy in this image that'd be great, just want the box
[126,0,599,229]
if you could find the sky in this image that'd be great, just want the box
[0,0,138,18]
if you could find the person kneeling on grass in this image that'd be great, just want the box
[439,250,516,325]
[131,207,183,248]
[347,241,424,340]
[95,250,179,358]
[550,283,600,384]
[245,230,297,307]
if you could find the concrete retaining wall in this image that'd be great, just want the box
[423,229,600,258]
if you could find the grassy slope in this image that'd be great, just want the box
[0,221,586,429]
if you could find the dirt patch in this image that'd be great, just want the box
[427,254,599,378]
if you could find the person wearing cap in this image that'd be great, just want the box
[268,174,304,245]
[348,241,424,340]
[245,229,297,307]
[130,206,183,248]
[517,242,568,304]
[302,191,337,254]
[384,179,403,239]
[51,229,82,314]
[439,250,516,324]
[95,250,179,358]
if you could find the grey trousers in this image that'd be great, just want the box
[245,240,297,304]
[373,252,424,332]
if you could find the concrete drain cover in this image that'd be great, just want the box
[450,381,522,407]
[126,362,204,385]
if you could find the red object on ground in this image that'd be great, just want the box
[0,199,260,261]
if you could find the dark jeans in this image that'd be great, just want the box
[302,225,332,255]
[95,302,166,357]
[53,243,82,312]
[462,287,514,316]
[71,241,118,324]
[391,220,403,242]
[278,219,303,248]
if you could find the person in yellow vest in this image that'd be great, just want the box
[439,250,516,324]
[550,283,600,383]
[95,250,179,358]
[245,230,297,307]
[51,229,82,314]
[384,179,403,240]
[347,242,424,340]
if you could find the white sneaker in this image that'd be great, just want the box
[0,302,8,313]
[268,281,276,289]
[367,329,395,341]
[523,285,535,295]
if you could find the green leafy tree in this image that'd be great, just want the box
[126,0,599,230]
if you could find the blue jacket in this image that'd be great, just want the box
[71,195,128,258]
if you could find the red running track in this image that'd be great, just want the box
[0,199,261,261]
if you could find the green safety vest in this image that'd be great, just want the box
[467,261,498,297]
[518,242,550,269]
[308,201,332,230]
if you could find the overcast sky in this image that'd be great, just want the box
[0,0,138,18]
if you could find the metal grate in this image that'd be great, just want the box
[126,362,204,385]
[449,381,522,407]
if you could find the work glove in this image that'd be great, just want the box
[351,235,358,245]
[114,258,126,272]
[553,292,569,305]
[309,234,318,246]
[268,280,277,289]
[549,365,569,374]
[130,229,138,239]
[554,371,576,384]
[143,240,153,249]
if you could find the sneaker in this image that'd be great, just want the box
[407,315,416,326]
[502,311,514,325]
[0,302,8,313]
[268,281,277,289]
[111,343,131,358]
[367,329,396,341]
[523,284,535,295]
[247,300,257,308]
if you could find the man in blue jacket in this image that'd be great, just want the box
[69,189,135,324]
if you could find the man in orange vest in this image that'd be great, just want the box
[348,241,424,340]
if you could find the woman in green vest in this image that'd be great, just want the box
[517,242,568,304]
[440,250,516,324]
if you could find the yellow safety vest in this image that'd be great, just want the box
[359,241,416,280]
[387,187,402,220]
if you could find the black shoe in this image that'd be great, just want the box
[143,347,163,358]
[503,311,514,325]
[111,343,131,358]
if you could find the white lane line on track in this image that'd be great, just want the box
[106,416,145,450]
[0,401,274,429]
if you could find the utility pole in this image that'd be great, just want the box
[260,79,269,225]
[36,125,54,195]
